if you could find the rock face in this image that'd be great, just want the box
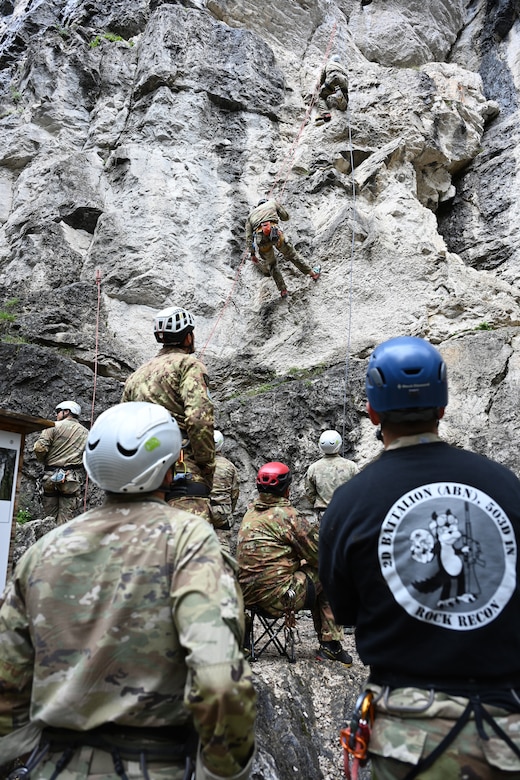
[1,0,520,777]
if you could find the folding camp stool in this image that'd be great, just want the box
[246,604,297,663]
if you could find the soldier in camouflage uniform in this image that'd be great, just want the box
[315,55,349,125]
[320,337,520,778]
[121,306,215,524]
[245,198,320,298]
[304,429,358,519]
[0,402,256,780]
[210,430,240,549]
[33,400,88,525]
[236,461,352,666]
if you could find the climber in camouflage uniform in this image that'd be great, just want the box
[304,429,358,519]
[236,461,352,665]
[315,55,349,125]
[121,306,215,523]
[33,400,88,525]
[245,198,320,298]
[0,402,256,780]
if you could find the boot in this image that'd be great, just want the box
[315,640,353,666]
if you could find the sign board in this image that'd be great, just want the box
[0,410,54,593]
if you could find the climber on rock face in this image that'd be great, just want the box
[315,55,349,125]
[245,197,320,299]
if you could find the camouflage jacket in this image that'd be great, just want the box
[305,454,359,510]
[210,455,239,515]
[319,60,349,89]
[236,493,319,607]
[121,347,215,489]
[33,418,88,469]
[245,199,290,251]
[0,495,256,777]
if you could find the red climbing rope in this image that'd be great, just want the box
[200,23,338,358]
[83,267,102,510]
[272,21,338,199]
[199,252,248,360]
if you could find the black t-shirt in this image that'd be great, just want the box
[319,440,520,687]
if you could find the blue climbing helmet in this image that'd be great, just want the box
[366,336,448,416]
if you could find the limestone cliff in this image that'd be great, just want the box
[1,1,520,778]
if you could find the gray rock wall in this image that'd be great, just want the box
[2,1,520,777]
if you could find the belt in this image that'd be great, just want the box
[369,668,520,696]
[41,723,198,762]
[167,481,210,499]
[46,464,83,471]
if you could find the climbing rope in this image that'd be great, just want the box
[199,23,338,359]
[341,102,357,457]
[272,21,338,199]
[83,267,102,510]
[199,252,248,361]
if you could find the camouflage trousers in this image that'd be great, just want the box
[254,231,312,292]
[366,685,520,779]
[41,468,84,525]
[24,745,190,779]
[317,74,348,116]
[248,567,342,643]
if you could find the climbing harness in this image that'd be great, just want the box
[340,690,374,780]
[340,687,520,780]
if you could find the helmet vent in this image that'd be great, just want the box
[117,443,139,457]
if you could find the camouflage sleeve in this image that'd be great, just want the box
[275,202,290,222]
[304,465,317,506]
[0,579,34,735]
[174,524,256,776]
[33,428,53,463]
[180,361,215,489]
[231,473,239,511]
[288,511,319,567]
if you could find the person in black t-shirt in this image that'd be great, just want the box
[319,336,520,780]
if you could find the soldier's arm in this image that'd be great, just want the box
[180,361,216,489]
[174,524,256,778]
[231,468,239,511]
[289,511,319,567]
[0,580,33,735]
[33,428,54,463]
[275,202,290,222]
[304,467,317,506]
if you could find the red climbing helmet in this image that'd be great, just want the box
[256,461,292,494]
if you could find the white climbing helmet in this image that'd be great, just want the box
[319,429,342,455]
[55,400,81,416]
[84,402,182,493]
[214,430,224,452]
[153,306,195,344]
[330,54,342,63]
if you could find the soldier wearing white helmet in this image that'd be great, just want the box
[1,403,256,780]
[33,399,88,525]
[121,306,216,524]
[304,429,358,518]
[209,430,240,550]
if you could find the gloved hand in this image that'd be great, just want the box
[250,253,258,264]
